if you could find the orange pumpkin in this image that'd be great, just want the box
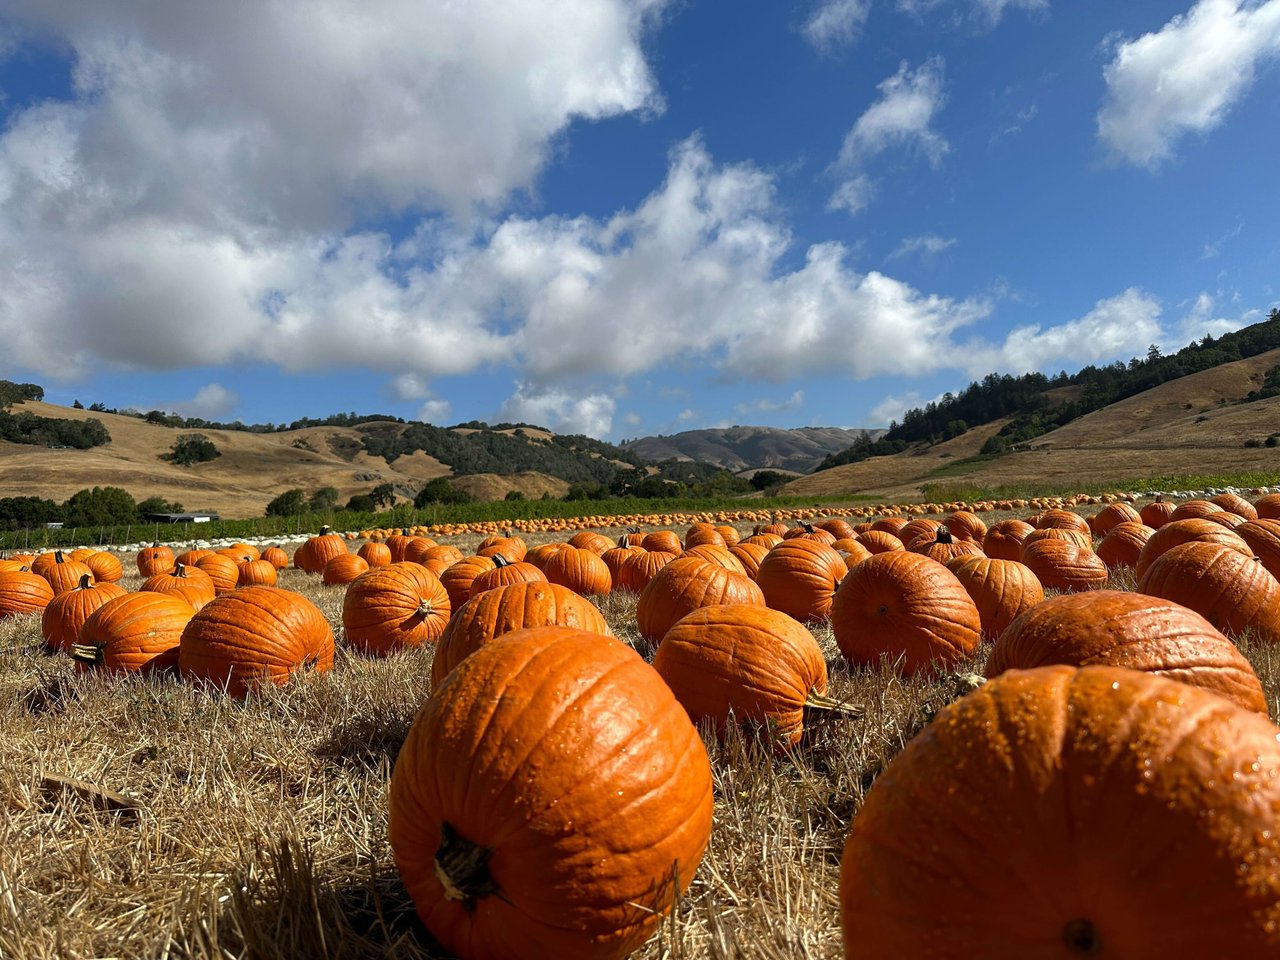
[0,569,55,618]
[469,555,548,600]
[982,519,1034,561]
[343,562,450,657]
[945,556,1044,640]
[856,530,905,555]
[74,592,195,674]
[1020,539,1107,593]
[1139,496,1178,528]
[41,574,128,652]
[193,552,240,595]
[141,563,217,609]
[357,541,392,568]
[1133,518,1250,581]
[1137,541,1280,643]
[636,556,764,644]
[136,543,175,577]
[83,551,124,584]
[755,539,849,623]
[539,544,612,596]
[1096,521,1155,570]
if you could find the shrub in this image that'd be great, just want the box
[265,489,308,517]
[164,433,220,466]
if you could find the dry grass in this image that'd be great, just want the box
[2,531,1277,960]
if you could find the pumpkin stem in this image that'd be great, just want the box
[173,563,187,578]
[69,643,104,666]
[1062,918,1101,954]
[55,550,66,563]
[320,526,331,536]
[935,527,954,544]
[804,690,865,718]
[76,573,92,590]
[492,555,510,568]
[434,821,500,908]
[415,598,435,618]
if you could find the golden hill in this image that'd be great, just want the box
[0,402,569,517]
[785,347,1280,500]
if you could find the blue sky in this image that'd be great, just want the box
[0,0,1277,440]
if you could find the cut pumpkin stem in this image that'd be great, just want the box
[804,691,864,718]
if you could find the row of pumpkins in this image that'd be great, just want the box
[5,490,1280,956]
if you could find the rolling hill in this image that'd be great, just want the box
[622,426,884,474]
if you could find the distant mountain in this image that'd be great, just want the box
[622,426,886,474]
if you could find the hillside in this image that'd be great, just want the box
[622,426,884,474]
[785,347,1280,500]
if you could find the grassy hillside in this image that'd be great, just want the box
[623,426,883,474]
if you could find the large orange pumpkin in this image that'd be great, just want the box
[1090,502,1142,536]
[539,545,613,596]
[617,549,678,593]
[986,590,1267,713]
[141,563,217,609]
[831,552,981,676]
[839,665,1280,957]
[1133,517,1250,580]
[193,552,240,596]
[0,569,55,618]
[945,556,1043,640]
[74,592,195,674]
[41,574,128,652]
[179,586,335,697]
[468,555,548,600]
[754,539,849,623]
[37,551,96,596]
[1235,518,1280,580]
[388,627,713,959]
[321,553,368,586]
[431,580,611,687]
[83,551,124,584]
[297,527,348,573]
[981,519,1034,561]
[1020,539,1107,593]
[343,562,451,657]
[1137,541,1280,643]
[856,530,905,555]
[439,555,497,610]
[1096,521,1155,570]
[636,556,764,644]
[1139,496,1178,528]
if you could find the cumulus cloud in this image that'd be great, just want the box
[869,390,933,425]
[171,383,240,420]
[736,390,805,415]
[1172,292,1262,346]
[498,384,616,437]
[830,58,948,214]
[1097,0,1280,168]
[888,234,957,260]
[417,399,453,424]
[802,0,872,53]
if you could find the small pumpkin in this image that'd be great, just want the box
[343,562,451,657]
[1139,495,1178,529]
[136,542,175,577]
[357,541,392,568]
[468,555,548,600]
[321,553,368,586]
[83,551,124,584]
[981,519,1034,561]
[41,574,128,652]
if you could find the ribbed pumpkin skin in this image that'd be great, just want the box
[40,552,96,595]
[1021,527,1093,552]
[1020,539,1107,593]
[136,544,175,577]
[683,544,748,576]
[540,545,613,596]
[839,665,1280,958]
[1236,519,1280,580]
[439,556,497,610]
[831,553,981,676]
[141,564,217,606]
[1096,521,1155,569]
[41,577,128,652]
[431,581,611,687]
[728,542,771,580]
[194,553,240,596]
[1255,493,1280,520]
[389,627,714,960]
[783,524,838,546]
[945,557,1044,640]
[943,510,987,542]
[755,539,849,623]
[357,542,392,568]
[1140,497,1178,528]
[652,605,828,744]
[837,540,874,573]
[343,562,451,657]
[261,546,290,571]
[817,518,857,541]
[715,525,740,547]
[1035,509,1093,535]
[321,553,368,586]
[84,552,124,584]
[385,534,417,563]
[617,550,678,593]
[1091,502,1142,536]
[871,517,908,536]
[636,557,765,644]
[479,536,529,562]
[856,530,905,555]
[982,519,1034,560]
[1211,492,1257,520]
[896,519,941,551]
[469,558,548,600]
[78,592,195,674]
[986,590,1267,713]
[566,531,611,555]
[299,532,348,573]
[179,586,335,697]
[641,530,682,554]
[1133,518,1251,581]
[912,531,984,566]
[0,570,55,618]
[1137,542,1280,643]
[1169,499,1223,522]
[684,523,726,549]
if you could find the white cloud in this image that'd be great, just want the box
[830,58,947,214]
[623,411,642,426]
[736,390,805,415]
[676,408,698,422]
[1097,0,1280,168]
[171,383,240,420]
[1201,220,1244,259]
[888,234,957,260]
[390,374,432,401]
[802,0,872,53]
[869,390,934,425]
[416,399,453,424]
[1172,292,1262,346]
[896,0,1046,28]
[498,384,616,437]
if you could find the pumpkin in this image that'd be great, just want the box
[37,551,95,596]
[1095,521,1155,570]
[986,590,1267,713]
[193,552,240,596]
[141,563,217,609]
[816,518,857,541]
[911,527,984,566]
[782,523,838,546]
[1137,541,1280,643]
[755,521,791,537]
[566,531,611,555]
[870,517,908,536]
[343,562,451,657]
[1020,539,1107,593]
[539,544,612,596]
[357,541,393,568]
[1254,493,1280,520]
[856,530,905,555]
[945,556,1044,640]
[388,626,713,959]
[229,542,260,561]
[83,551,124,584]
[653,604,845,745]
[831,552,981,676]
[469,555,548,600]
[684,523,726,549]
[1021,527,1093,552]
[179,586,335,697]
[479,536,530,562]
[1133,518,1251,580]
[41,574,128,652]
[1169,498,1224,522]
[417,544,464,577]
[740,532,784,550]
[682,543,748,576]
[727,542,771,580]
[1139,495,1178,528]
[1236,519,1280,580]
[1211,491,1257,520]
[439,555,497,610]
[73,592,195,674]
[839,665,1280,957]
[176,548,212,567]
[641,530,683,554]
[617,549,678,593]
[600,545,642,585]
[896,518,941,551]
[431,581,611,687]
[403,538,442,567]
[385,531,418,563]
[0,569,55,618]
[1091,502,1142,536]
[297,527,348,573]
[981,519,1034,561]
[261,546,291,570]
[835,540,874,573]
[755,539,849,623]
[942,510,986,542]
[636,556,764,644]
[321,553,368,586]
[136,543,175,577]
[237,556,279,588]
[1035,509,1092,535]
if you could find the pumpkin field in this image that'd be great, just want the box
[4,492,1280,958]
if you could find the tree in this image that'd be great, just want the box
[164,433,220,466]
[370,482,397,509]
[345,494,376,512]
[137,495,184,516]
[62,486,138,526]
[750,470,790,492]
[308,486,339,512]
[504,490,526,501]
[265,488,307,517]
[414,477,473,506]
[0,496,60,529]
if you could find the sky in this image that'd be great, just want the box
[0,0,1277,441]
